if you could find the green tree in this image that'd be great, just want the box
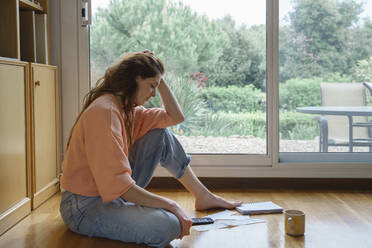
[279,0,365,82]
[352,57,372,82]
[203,16,265,89]
[146,73,207,135]
[90,0,228,77]
[244,24,266,88]
[349,19,372,66]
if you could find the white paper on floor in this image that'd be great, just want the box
[192,222,228,232]
[193,210,265,232]
[192,218,265,232]
[213,215,253,220]
[205,210,245,220]
[215,218,265,227]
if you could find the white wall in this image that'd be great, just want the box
[50,0,90,169]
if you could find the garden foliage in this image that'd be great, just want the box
[90,0,372,140]
[201,85,265,113]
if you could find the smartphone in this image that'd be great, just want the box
[191,217,214,225]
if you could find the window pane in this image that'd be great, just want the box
[91,0,267,154]
[279,0,372,153]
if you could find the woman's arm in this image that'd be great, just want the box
[121,184,175,210]
[121,184,192,239]
[157,78,185,124]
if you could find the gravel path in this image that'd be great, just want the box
[175,135,370,153]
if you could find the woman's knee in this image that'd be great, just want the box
[147,128,167,139]
[150,210,181,247]
[134,128,167,149]
[147,128,175,142]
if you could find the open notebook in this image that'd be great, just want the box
[236,201,283,215]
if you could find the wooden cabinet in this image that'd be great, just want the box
[0,0,58,235]
[30,63,59,209]
[0,61,59,235]
[0,0,50,63]
[0,60,32,235]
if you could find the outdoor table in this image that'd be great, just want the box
[296,106,372,152]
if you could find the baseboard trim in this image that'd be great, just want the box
[0,198,31,236]
[148,177,372,190]
[32,179,60,210]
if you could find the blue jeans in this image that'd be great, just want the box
[59,128,191,248]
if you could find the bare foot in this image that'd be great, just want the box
[195,193,243,211]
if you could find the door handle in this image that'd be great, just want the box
[81,0,92,27]
[35,81,41,87]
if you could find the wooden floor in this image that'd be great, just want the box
[1,188,372,248]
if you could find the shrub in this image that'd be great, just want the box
[192,111,317,140]
[145,76,323,139]
[146,73,207,135]
[279,75,352,111]
[200,85,265,113]
[279,78,321,111]
[194,111,266,138]
[325,73,352,83]
[352,57,372,82]
[279,111,319,140]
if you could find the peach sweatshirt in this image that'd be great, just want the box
[60,94,175,202]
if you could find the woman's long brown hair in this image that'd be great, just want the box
[66,52,164,154]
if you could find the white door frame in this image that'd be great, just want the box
[50,0,90,165]
[50,0,372,178]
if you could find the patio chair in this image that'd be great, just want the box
[316,82,372,152]
[363,82,372,147]
[363,82,372,95]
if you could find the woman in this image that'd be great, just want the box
[59,50,242,247]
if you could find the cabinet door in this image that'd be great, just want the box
[31,64,59,209]
[0,60,31,235]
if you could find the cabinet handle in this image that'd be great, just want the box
[35,81,41,87]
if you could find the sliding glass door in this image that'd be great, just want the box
[90,0,272,166]
[86,0,371,166]
[279,0,372,162]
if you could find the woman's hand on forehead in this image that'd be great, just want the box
[157,77,165,87]
[141,49,154,55]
